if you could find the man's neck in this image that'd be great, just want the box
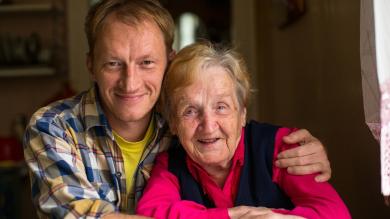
[110,113,152,142]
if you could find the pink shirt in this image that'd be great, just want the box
[185,128,245,208]
[136,127,351,219]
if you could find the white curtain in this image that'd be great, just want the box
[361,0,390,201]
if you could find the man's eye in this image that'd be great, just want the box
[106,61,122,68]
[141,60,154,67]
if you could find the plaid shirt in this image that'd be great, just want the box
[23,86,171,219]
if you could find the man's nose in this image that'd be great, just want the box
[121,65,141,91]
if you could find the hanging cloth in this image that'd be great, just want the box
[360,0,390,204]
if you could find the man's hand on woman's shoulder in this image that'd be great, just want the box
[275,129,331,182]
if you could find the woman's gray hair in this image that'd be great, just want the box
[160,41,252,123]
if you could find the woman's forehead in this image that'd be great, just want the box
[175,71,237,102]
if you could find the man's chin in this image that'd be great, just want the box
[116,111,152,123]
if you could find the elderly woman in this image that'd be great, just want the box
[136,42,350,219]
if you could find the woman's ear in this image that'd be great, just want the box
[240,107,247,127]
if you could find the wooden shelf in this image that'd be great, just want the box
[0,66,55,77]
[0,3,52,13]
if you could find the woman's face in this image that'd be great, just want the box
[171,65,246,170]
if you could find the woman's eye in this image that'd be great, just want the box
[216,103,230,113]
[217,105,226,110]
[217,104,226,110]
[183,107,197,117]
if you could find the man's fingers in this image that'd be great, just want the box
[277,141,322,159]
[282,129,314,144]
[315,171,331,182]
[277,128,332,181]
[276,152,320,167]
[276,155,332,181]
[286,163,324,175]
[284,162,331,181]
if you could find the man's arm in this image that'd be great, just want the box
[102,213,152,219]
[275,129,331,182]
[24,114,117,218]
[272,128,350,219]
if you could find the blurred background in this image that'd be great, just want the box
[0,0,389,218]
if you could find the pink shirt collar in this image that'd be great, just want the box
[186,128,245,208]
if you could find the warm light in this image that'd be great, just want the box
[174,12,200,50]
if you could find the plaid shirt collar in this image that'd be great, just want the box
[82,85,170,212]
[83,85,112,136]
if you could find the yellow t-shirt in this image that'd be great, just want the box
[113,118,155,196]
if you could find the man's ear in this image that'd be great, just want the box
[86,52,96,81]
[168,49,176,61]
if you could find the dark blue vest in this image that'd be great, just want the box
[168,121,294,209]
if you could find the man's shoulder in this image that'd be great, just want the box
[28,92,86,129]
[151,112,173,152]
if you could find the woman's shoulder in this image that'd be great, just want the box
[245,120,298,151]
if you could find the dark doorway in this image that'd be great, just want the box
[161,0,231,49]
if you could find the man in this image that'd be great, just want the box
[24,0,330,218]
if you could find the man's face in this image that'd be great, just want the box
[88,15,168,131]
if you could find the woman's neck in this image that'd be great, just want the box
[204,162,231,188]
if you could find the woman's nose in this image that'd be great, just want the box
[199,111,218,133]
